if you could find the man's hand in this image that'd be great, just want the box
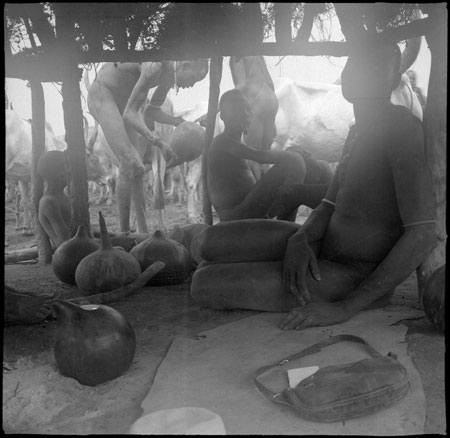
[173,116,186,127]
[155,139,178,168]
[279,302,349,330]
[284,232,321,305]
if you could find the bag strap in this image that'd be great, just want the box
[253,334,383,407]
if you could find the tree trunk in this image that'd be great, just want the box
[202,55,223,225]
[61,66,91,236]
[417,6,447,305]
[30,80,53,264]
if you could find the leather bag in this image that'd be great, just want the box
[254,334,410,423]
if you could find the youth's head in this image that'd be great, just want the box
[219,89,251,134]
[37,150,67,187]
[175,59,209,88]
[341,38,402,103]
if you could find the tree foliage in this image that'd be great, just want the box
[4,3,428,58]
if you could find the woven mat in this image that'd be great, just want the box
[135,305,425,435]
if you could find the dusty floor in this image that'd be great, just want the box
[3,195,446,434]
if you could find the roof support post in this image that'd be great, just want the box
[30,79,53,264]
[61,65,91,237]
[417,5,447,306]
[202,55,223,225]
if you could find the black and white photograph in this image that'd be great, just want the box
[4,2,446,434]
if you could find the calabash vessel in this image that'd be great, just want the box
[52,300,136,386]
[52,225,100,284]
[75,212,141,295]
[130,230,191,286]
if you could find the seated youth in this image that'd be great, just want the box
[38,150,71,248]
[207,89,309,222]
[192,37,437,330]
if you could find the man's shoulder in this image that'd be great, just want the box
[385,104,422,126]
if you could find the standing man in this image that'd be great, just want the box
[229,56,279,180]
[87,60,208,234]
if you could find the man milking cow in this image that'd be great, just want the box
[87,60,208,234]
[193,37,437,330]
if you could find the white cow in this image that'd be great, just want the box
[272,73,423,161]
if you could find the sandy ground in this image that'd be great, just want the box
[3,193,445,434]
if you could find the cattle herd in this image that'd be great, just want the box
[5,54,424,237]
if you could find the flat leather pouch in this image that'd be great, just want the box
[254,334,409,423]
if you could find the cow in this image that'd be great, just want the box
[5,109,109,233]
[272,36,425,160]
[273,73,423,162]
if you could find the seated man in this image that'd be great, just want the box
[207,89,310,222]
[38,150,71,248]
[192,37,437,330]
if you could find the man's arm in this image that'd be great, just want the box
[229,57,248,91]
[122,62,174,143]
[228,140,293,165]
[145,82,185,126]
[341,114,437,317]
[281,174,339,304]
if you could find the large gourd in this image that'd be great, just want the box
[169,223,210,265]
[423,264,445,333]
[170,121,204,165]
[75,212,141,295]
[52,300,135,386]
[130,229,191,286]
[52,225,100,284]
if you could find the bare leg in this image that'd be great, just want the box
[218,153,306,222]
[191,258,378,312]
[268,183,330,219]
[117,170,132,232]
[130,174,148,234]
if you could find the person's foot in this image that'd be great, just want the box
[5,287,54,326]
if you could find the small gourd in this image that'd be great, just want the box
[52,300,136,386]
[75,212,141,295]
[130,229,191,286]
[52,225,100,284]
[423,264,445,333]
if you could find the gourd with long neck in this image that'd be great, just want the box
[75,212,141,295]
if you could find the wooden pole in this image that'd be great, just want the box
[274,3,292,45]
[30,79,53,264]
[417,6,447,305]
[61,65,91,236]
[202,55,223,225]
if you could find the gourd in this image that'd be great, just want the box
[199,219,300,263]
[52,225,100,284]
[75,212,141,295]
[170,121,204,164]
[423,264,445,333]
[130,230,192,286]
[169,223,210,265]
[109,235,138,252]
[52,300,136,386]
